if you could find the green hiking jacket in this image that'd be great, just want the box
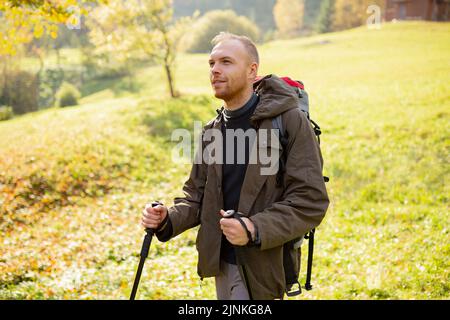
[158,74,329,299]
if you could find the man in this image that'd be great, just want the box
[141,32,329,300]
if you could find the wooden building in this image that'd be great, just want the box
[385,0,450,21]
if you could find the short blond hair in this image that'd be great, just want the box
[211,32,259,65]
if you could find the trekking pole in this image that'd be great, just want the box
[130,201,161,300]
[304,228,315,291]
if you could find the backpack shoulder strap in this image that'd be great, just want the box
[271,114,288,188]
[271,114,284,139]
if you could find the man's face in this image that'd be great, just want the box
[208,39,257,101]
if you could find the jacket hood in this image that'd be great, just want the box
[250,74,300,123]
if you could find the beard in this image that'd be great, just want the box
[212,79,246,101]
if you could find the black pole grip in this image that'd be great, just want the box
[140,229,154,259]
[139,201,161,259]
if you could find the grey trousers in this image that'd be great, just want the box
[215,259,250,300]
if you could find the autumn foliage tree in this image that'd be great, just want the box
[273,0,305,38]
[0,0,106,56]
[333,0,385,31]
[87,0,192,98]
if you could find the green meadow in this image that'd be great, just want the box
[0,21,449,299]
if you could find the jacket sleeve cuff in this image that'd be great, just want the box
[155,217,173,242]
[156,212,169,232]
[247,219,261,247]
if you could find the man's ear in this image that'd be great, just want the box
[248,62,258,80]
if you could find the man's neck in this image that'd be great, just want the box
[223,88,254,111]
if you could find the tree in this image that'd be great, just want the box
[316,0,335,34]
[87,0,192,98]
[303,0,325,32]
[172,0,277,33]
[0,1,106,56]
[273,0,305,38]
[179,10,260,53]
[333,0,385,31]
[144,0,191,98]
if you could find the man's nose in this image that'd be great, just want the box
[211,63,221,75]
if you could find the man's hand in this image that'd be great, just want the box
[219,209,255,246]
[141,204,168,230]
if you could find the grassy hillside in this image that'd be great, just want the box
[0,21,449,299]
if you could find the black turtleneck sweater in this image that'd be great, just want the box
[220,92,259,264]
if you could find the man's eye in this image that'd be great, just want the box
[223,60,231,64]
